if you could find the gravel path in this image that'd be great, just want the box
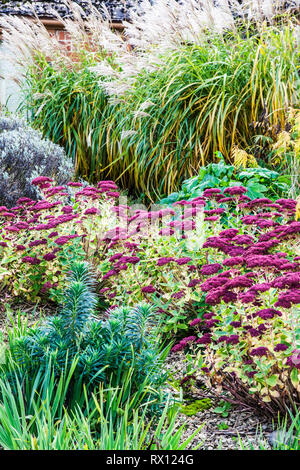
[164,353,273,450]
[0,300,57,342]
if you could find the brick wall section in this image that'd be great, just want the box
[46,21,127,57]
[49,28,73,52]
[0,17,124,110]
[0,16,124,40]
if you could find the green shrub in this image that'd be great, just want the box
[159,155,290,205]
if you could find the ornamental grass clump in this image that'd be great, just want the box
[0,370,201,450]
[22,60,113,180]
[106,23,298,199]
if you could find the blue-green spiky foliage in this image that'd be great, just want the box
[3,262,166,398]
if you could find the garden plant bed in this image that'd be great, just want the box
[0,0,299,453]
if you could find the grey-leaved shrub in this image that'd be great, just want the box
[0,115,74,206]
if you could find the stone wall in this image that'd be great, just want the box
[0,1,135,22]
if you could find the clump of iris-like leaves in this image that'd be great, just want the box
[3,262,166,396]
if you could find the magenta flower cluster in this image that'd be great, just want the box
[0,176,123,298]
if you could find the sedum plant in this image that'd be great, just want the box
[98,185,298,330]
[0,176,120,300]
[165,195,300,415]
[94,183,299,416]
[0,115,74,207]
